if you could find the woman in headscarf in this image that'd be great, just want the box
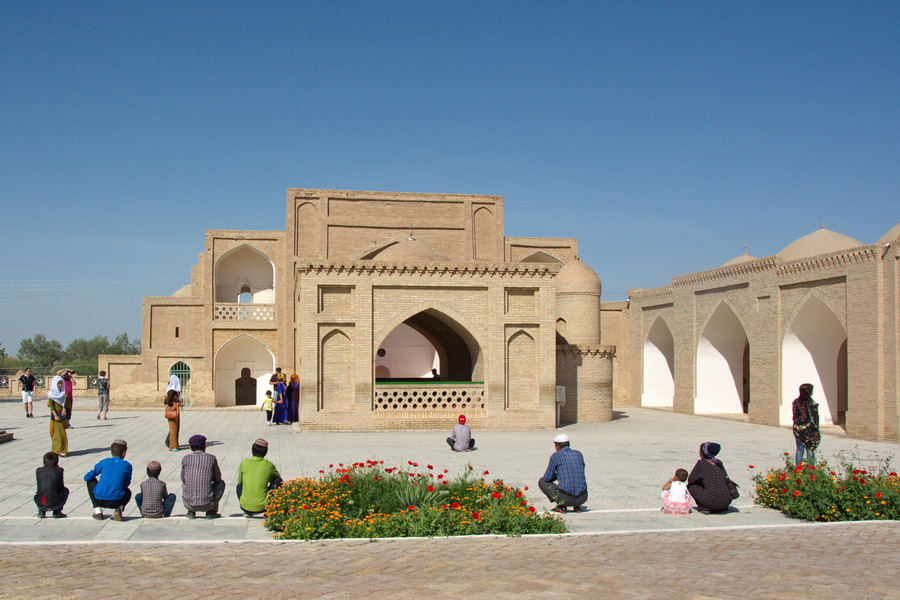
[287,374,300,424]
[48,375,68,456]
[687,442,733,514]
[792,383,820,465]
[272,378,288,424]
[164,375,183,448]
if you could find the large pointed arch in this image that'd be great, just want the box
[780,294,847,426]
[642,316,675,407]
[519,251,564,264]
[375,301,485,382]
[214,244,275,303]
[695,301,750,414]
[213,334,275,407]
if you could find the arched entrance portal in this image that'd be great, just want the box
[214,335,275,407]
[642,318,674,407]
[781,297,846,426]
[695,303,749,414]
[214,245,275,303]
[375,310,483,382]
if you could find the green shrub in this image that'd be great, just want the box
[264,460,568,540]
[751,450,899,521]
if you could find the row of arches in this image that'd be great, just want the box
[642,296,848,426]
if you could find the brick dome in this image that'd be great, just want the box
[778,225,862,262]
[556,258,601,295]
[878,223,900,246]
[720,252,758,268]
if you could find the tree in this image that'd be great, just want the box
[0,342,6,359]
[109,333,140,355]
[18,334,64,370]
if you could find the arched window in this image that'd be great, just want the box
[169,361,192,406]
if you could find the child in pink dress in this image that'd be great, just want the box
[661,468,692,515]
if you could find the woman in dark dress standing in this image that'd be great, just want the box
[287,374,300,423]
[792,383,820,465]
[687,442,733,514]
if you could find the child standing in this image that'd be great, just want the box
[35,452,68,518]
[261,391,274,425]
[661,468,691,515]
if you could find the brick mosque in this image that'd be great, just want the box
[99,189,900,441]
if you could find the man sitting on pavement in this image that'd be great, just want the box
[538,433,587,513]
[181,434,225,519]
[236,438,282,518]
[446,414,475,452]
[84,439,133,521]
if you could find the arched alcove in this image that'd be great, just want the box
[214,335,274,407]
[781,297,846,426]
[375,323,441,380]
[695,303,749,414]
[556,318,568,344]
[642,317,674,407]
[375,306,484,382]
[214,245,275,303]
[321,329,352,411]
[506,330,538,409]
[473,206,494,260]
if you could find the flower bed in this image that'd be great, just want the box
[264,460,568,540]
[751,451,899,521]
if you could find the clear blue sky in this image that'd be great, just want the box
[2,2,898,353]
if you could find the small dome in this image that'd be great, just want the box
[778,225,862,262]
[877,223,900,246]
[720,252,758,268]
[371,236,449,262]
[172,284,192,297]
[557,258,601,295]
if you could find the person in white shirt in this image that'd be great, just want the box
[661,468,692,514]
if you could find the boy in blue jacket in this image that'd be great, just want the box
[84,439,132,521]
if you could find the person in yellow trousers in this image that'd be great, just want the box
[47,375,68,457]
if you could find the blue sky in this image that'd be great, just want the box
[1,2,898,353]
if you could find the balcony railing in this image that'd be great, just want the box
[373,382,485,419]
[214,303,275,321]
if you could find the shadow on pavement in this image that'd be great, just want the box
[64,447,109,457]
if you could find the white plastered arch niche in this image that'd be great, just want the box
[214,334,275,407]
[780,296,847,426]
[694,303,749,414]
[214,244,275,303]
[642,317,674,407]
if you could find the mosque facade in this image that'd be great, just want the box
[100,189,613,430]
[100,188,898,441]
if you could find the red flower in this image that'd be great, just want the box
[347,482,353,487]
[853,469,861,474]
[319,470,324,474]
[748,465,755,469]
[520,501,527,505]
[860,479,867,486]
[793,466,803,473]
[523,486,529,491]
[451,502,460,509]
[427,465,433,470]
[441,504,448,510]
[443,469,448,473]
[890,472,898,477]
[797,479,802,485]
[781,488,788,494]
[528,506,536,513]
[783,452,790,456]
[373,476,378,481]
[793,490,801,497]
[777,475,786,481]
[427,485,434,493]
[442,481,448,485]
[483,470,490,475]
[408,461,414,466]
[408,505,416,511]
[437,474,443,480]
[830,471,837,476]
[409,473,415,477]
[492,492,502,499]
[472,512,480,520]
[468,466,473,471]
[339,463,343,467]
[809,475,816,481]
[514,492,523,498]
[876,492,883,499]
[329,464,333,468]
[806,464,815,470]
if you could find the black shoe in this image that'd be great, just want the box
[186,511,196,520]
[37,511,45,519]
[243,511,253,519]
[205,511,221,519]
[53,512,66,519]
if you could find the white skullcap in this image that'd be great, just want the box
[553,434,570,444]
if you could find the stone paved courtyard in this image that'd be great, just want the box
[1,396,898,598]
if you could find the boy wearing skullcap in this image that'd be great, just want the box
[136,460,176,518]
[236,438,282,518]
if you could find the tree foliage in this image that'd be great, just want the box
[10,333,140,375]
